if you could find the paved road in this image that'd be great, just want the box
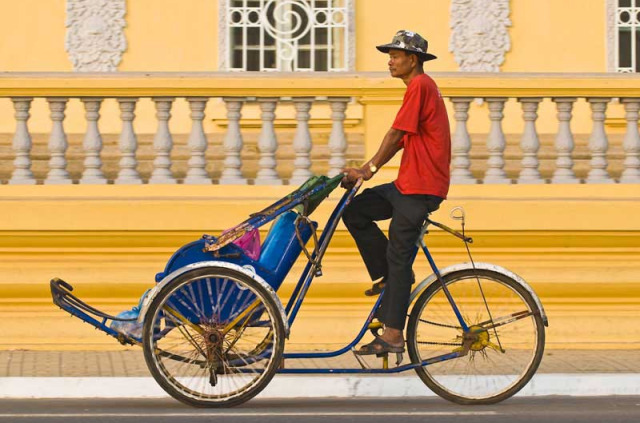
[0,397,638,423]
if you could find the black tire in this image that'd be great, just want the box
[142,267,285,408]
[407,268,545,405]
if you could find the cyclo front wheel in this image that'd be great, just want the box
[142,267,285,407]
[407,268,545,405]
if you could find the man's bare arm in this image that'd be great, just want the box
[341,127,405,187]
[367,127,406,173]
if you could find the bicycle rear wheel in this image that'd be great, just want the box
[407,268,545,404]
[142,267,285,407]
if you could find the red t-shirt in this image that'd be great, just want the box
[391,73,451,198]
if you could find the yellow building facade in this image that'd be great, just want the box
[0,0,638,352]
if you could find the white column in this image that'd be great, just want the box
[255,98,282,185]
[551,98,579,184]
[620,98,640,183]
[483,97,510,184]
[80,98,107,184]
[586,98,614,184]
[115,98,142,184]
[9,97,36,185]
[328,97,350,177]
[517,98,544,184]
[44,98,72,185]
[219,98,247,185]
[289,97,314,185]
[149,97,176,184]
[184,97,211,184]
[450,97,476,184]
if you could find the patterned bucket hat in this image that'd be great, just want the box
[376,30,437,62]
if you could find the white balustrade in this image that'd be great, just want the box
[220,98,247,185]
[184,97,211,184]
[290,97,314,185]
[9,97,35,185]
[586,98,613,184]
[80,98,107,184]
[517,98,543,184]
[2,92,640,187]
[620,98,640,183]
[483,98,510,184]
[255,98,282,185]
[149,97,176,184]
[551,98,579,184]
[115,98,142,184]
[450,97,476,184]
[44,98,72,185]
[328,97,350,177]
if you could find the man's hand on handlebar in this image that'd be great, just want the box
[341,167,372,190]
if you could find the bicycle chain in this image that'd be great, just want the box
[419,318,461,329]
[416,341,462,346]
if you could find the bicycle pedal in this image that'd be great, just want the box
[368,321,384,330]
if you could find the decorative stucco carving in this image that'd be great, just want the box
[449,0,511,72]
[65,0,127,72]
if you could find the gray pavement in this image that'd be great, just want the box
[0,397,639,423]
[1,349,639,377]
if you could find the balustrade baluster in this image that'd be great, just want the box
[290,97,314,185]
[44,98,72,185]
[255,98,282,185]
[184,97,211,184]
[517,98,544,184]
[80,98,107,184]
[551,98,579,184]
[450,97,476,184]
[9,97,35,185]
[149,97,176,184]
[586,98,614,184]
[620,98,640,183]
[220,98,247,184]
[483,98,510,184]
[115,98,142,184]
[328,97,350,177]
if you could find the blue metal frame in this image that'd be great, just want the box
[277,181,471,373]
[50,175,473,375]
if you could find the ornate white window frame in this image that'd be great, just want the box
[606,0,640,72]
[218,0,355,72]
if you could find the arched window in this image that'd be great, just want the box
[220,0,354,72]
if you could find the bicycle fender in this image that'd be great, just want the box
[137,260,290,337]
[409,262,548,326]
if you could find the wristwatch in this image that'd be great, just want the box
[367,162,378,174]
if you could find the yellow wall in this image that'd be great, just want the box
[505,0,608,72]
[0,0,614,73]
[121,0,218,71]
[0,0,69,71]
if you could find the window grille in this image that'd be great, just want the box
[616,0,640,72]
[223,0,351,72]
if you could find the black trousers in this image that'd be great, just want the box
[342,182,443,330]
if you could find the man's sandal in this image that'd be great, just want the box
[355,336,405,355]
[364,272,415,297]
[364,281,385,296]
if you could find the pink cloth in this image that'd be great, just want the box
[231,229,261,260]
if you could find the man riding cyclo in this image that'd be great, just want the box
[341,30,451,356]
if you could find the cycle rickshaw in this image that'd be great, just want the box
[51,174,548,407]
